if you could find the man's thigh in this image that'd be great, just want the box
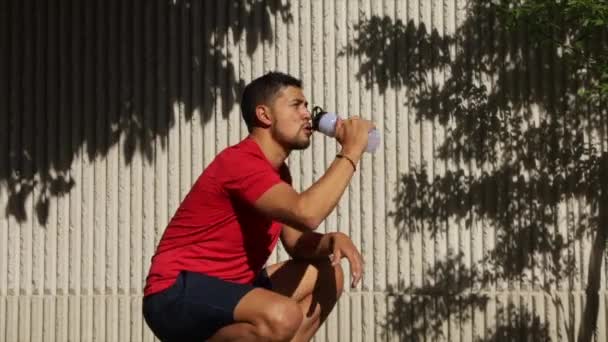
[144,271,267,341]
[210,261,344,341]
[264,258,340,301]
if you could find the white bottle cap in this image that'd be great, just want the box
[317,112,338,137]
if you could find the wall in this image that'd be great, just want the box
[1,0,607,341]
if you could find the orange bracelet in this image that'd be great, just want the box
[336,153,357,172]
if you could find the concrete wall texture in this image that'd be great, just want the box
[1,0,607,341]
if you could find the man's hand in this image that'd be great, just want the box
[329,232,364,288]
[335,116,376,158]
[280,226,364,287]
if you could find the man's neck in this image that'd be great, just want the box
[249,131,290,169]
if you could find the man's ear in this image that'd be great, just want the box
[255,105,272,128]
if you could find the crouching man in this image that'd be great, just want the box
[143,72,373,341]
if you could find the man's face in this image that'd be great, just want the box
[267,86,312,150]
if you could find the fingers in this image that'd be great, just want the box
[349,116,375,130]
[331,249,342,266]
[336,247,363,288]
[334,118,345,141]
[330,233,365,288]
[347,249,364,288]
[337,116,375,155]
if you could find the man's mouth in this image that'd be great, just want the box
[303,124,313,134]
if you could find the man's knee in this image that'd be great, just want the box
[257,299,303,341]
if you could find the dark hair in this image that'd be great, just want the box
[240,71,302,132]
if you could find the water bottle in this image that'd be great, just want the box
[311,106,381,153]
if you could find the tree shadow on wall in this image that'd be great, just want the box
[0,0,292,224]
[383,253,489,341]
[383,253,554,341]
[347,1,606,341]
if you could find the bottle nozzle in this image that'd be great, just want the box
[311,106,327,132]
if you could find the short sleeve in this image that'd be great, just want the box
[221,152,286,205]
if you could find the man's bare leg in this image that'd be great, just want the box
[291,293,321,341]
[208,288,303,342]
[265,258,345,341]
[208,258,343,342]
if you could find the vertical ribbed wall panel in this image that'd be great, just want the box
[1,0,607,341]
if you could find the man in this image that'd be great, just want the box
[143,72,374,341]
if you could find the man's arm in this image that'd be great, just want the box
[254,159,355,231]
[254,117,374,231]
[280,224,333,260]
[280,224,364,288]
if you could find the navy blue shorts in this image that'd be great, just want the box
[143,270,273,342]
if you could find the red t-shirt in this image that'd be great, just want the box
[144,137,291,296]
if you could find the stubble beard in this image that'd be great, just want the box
[290,139,311,150]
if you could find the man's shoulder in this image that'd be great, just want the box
[216,137,266,165]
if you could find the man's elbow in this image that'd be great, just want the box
[294,202,322,231]
[302,217,322,231]
[291,216,321,231]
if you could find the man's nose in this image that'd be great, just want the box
[303,108,312,120]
